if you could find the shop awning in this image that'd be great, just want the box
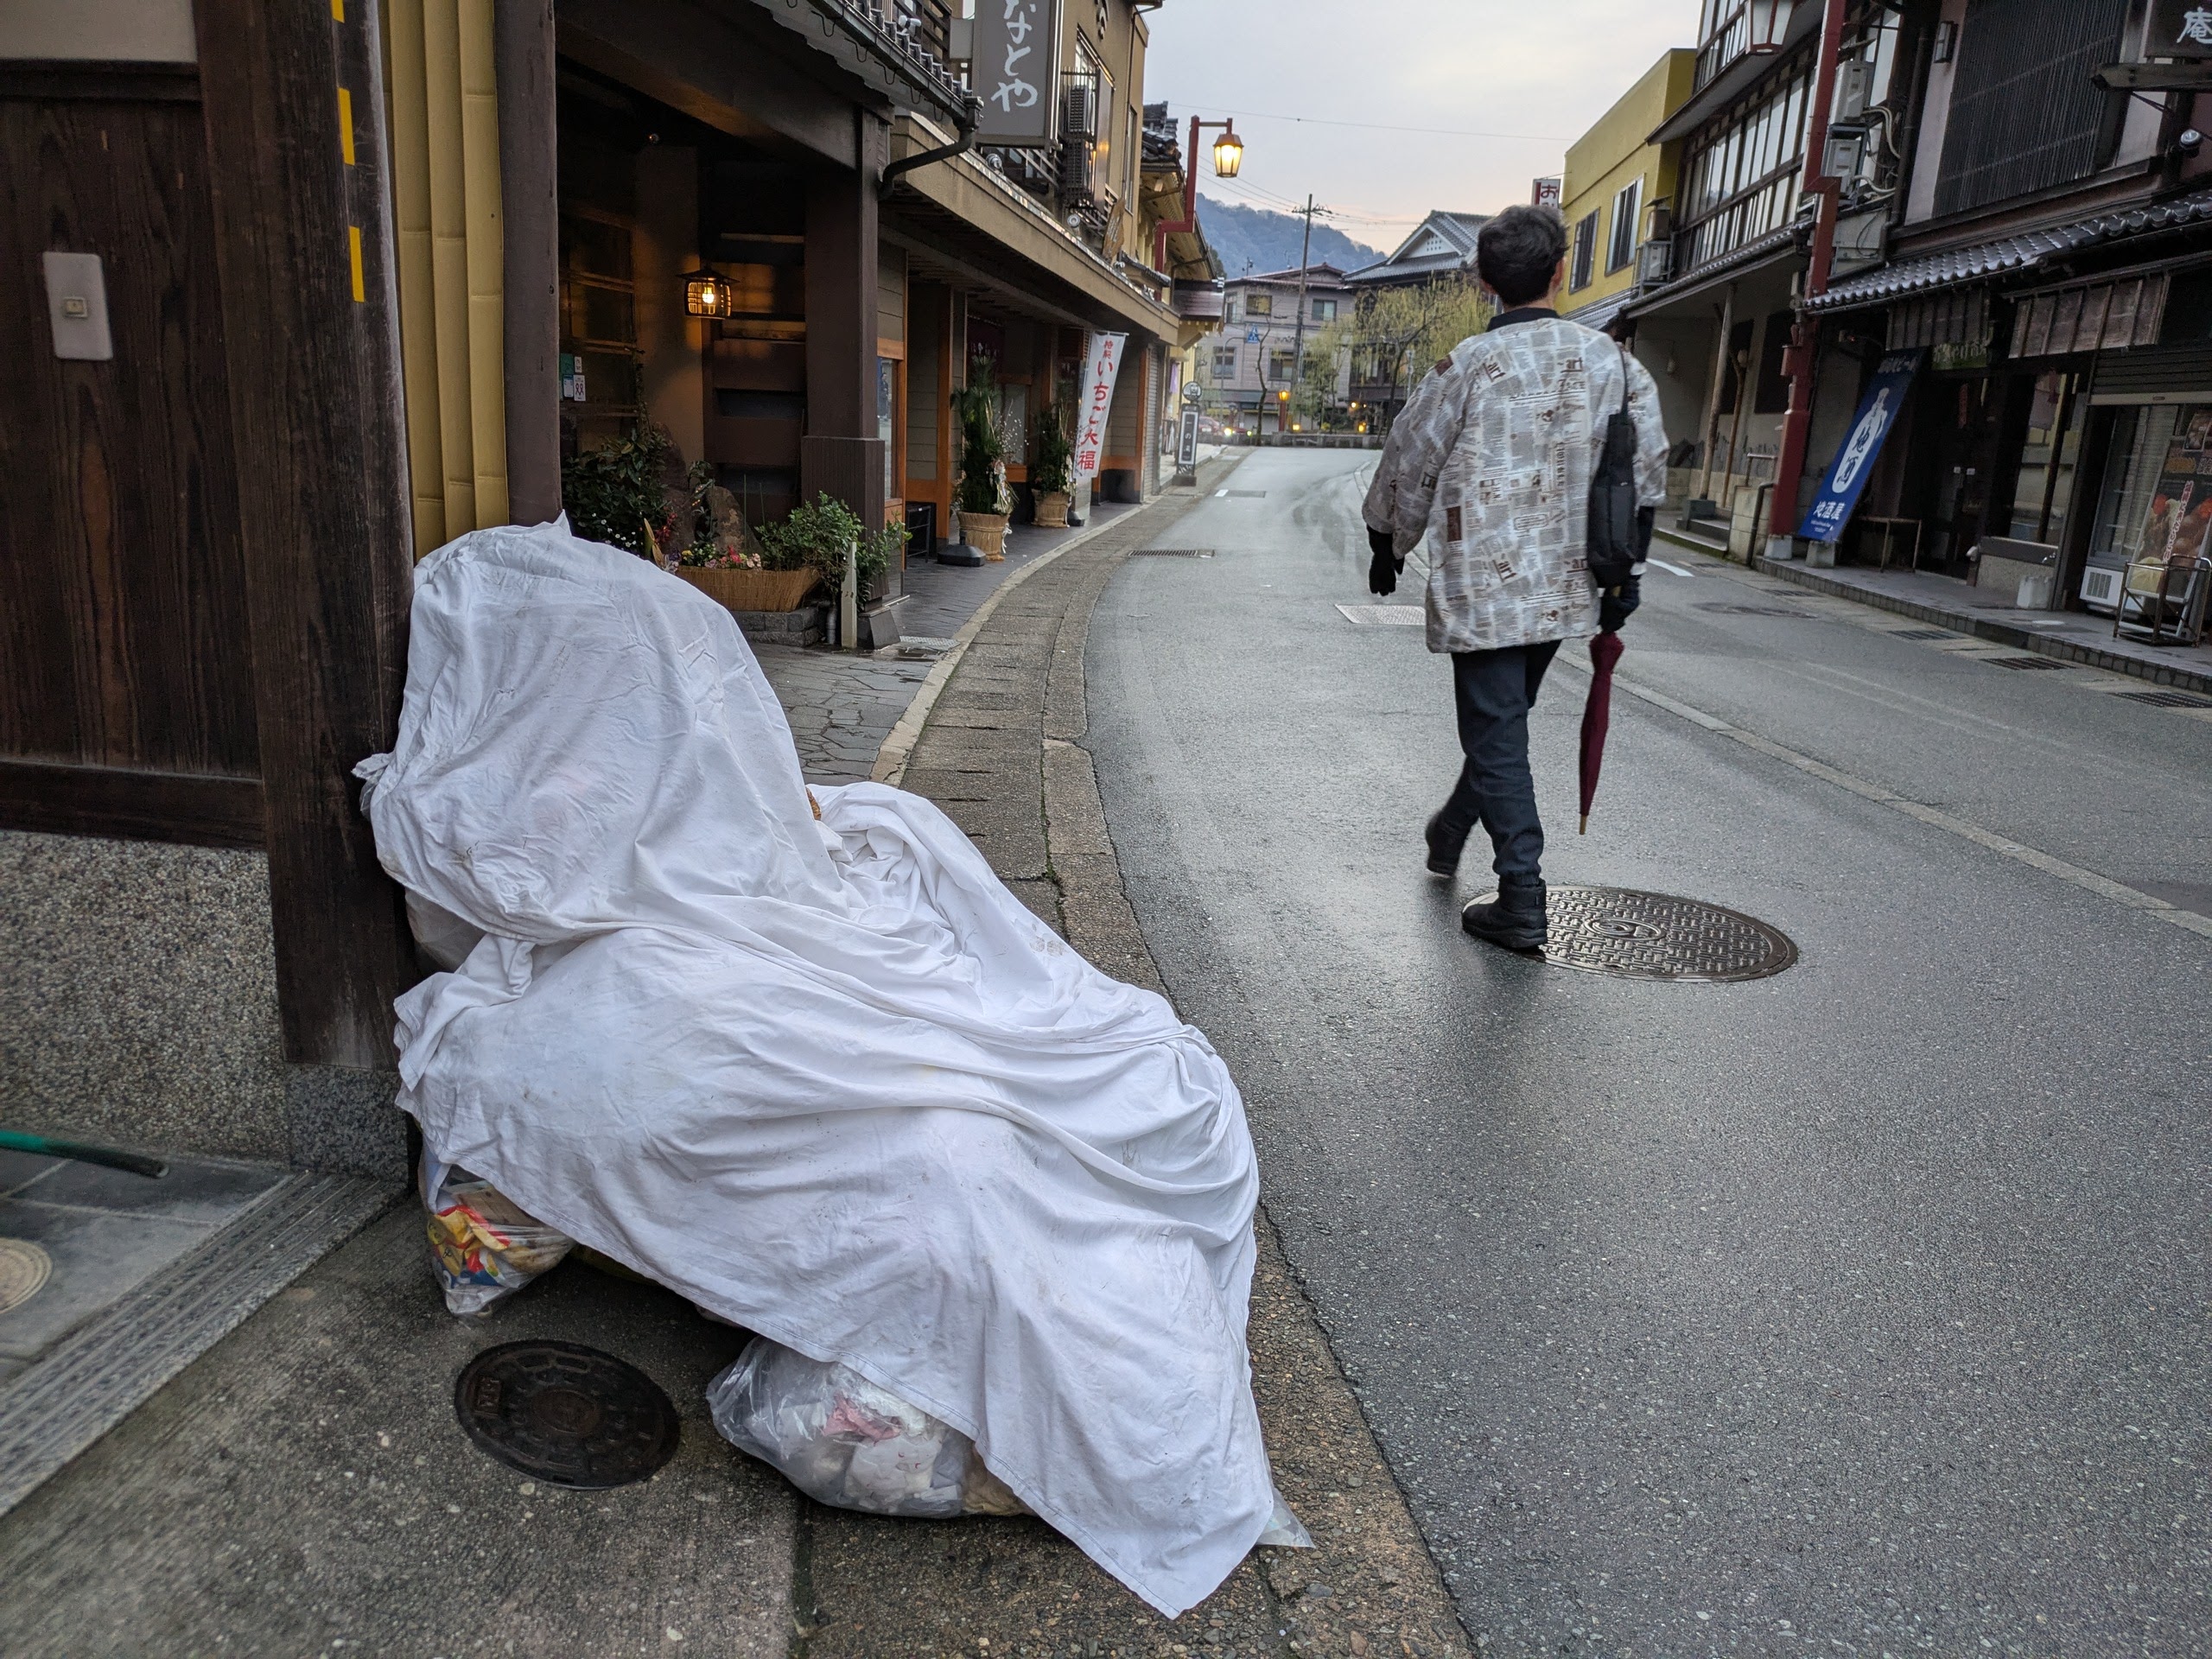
[1624,224,1802,321]
[1565,290,1634,334]
[1804,184,2212,315]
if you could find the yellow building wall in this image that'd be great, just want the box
[1560,48,1696,312]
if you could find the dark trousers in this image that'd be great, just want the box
[1434,640,1560,881]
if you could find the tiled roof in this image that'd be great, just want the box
[1807,187,2212,313]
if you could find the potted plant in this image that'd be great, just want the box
[673,464,822,612]
[758,492,906,610]
[561,416,679,562]
[952,358,1011,560]
[1030,405,1074,529]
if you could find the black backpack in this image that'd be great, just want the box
[1586,346,1649,589]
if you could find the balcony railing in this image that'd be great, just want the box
[817,0,966,110]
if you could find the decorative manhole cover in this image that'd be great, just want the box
[1697,601,1812,618]
[0,1239,52,1314]
[1475,886,1797,982]
[454,1340,679,1488]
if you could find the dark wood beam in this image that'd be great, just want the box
[194,0,416,1067]
[498,0,563,524]
[801,112,887,542]
[0,760,264,849]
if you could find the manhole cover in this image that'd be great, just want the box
[1475,886,1796,982]
[454,1341,679,1488]
[1887,627,1956,640]
[0,1239,52,1314]
[1336,604,1425,626]
[2119,689,2212,709]
[1697,601,1813,618]
[1986,654,2068,671]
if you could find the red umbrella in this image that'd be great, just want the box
[1578,629,1625,834]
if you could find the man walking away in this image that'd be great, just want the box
[1362,204,1669,950]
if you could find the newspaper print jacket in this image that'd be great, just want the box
[1363,316,1669,654]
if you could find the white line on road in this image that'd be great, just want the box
[1646,557,1698,577]
[1559,662,2212,941]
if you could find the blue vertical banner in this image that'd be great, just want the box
[1798,347,1924,543]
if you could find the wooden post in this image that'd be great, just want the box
[802,111,886,534]
[194,0,416,1069]
[497,0,561,524]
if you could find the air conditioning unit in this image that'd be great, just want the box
[1834,59,1874,122]
[1058,134,1095,198]
[2081,564,2123,614]
[1061,79,1098,143]
[1637,238,1673,287]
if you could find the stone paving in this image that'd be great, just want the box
[751,503,1140,784]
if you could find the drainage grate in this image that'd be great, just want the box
[1887,627,1956,641]
[454,1341,680,1488]
[1986,654,2069,671]
[1336,604,1426,626]
[2118,689,2212,709]
[1224,489,1268,498]
[0,1239,52,1314]
[1132,547,1213,557]
[1696,602,1814,618]
[1473,887,1797,982]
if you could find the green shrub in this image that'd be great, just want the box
[1030,405,1074,496]
[758,493,907,601]
[561,420,675,559]
[952,356,1009,516]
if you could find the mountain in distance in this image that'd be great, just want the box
[1196,196,1384,280]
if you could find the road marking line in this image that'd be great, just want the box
[1565,663,2212,940]
[1647,557,1697,577]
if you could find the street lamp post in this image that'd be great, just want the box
[1152,115,1244,271]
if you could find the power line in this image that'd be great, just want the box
[1207,105,1567,143]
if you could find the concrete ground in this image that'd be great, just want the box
[0,460,1460,1659]
[1086,447,2212,1658]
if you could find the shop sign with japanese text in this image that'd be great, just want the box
[974,0,1059,145]
[2148,2,2212,58]
[1073,332,1127,488]
[1798,349,1923,544]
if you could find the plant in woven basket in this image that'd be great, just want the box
[1030,404,1074,497]
[759,493,907,602]
[952,357,1011,516]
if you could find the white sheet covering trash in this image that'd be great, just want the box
[355,518,1289,1616]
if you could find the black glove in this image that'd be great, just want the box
[1366,525,1404,596]
[1599,572,1643,632]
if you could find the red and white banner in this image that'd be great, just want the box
[1072,331,1128,492]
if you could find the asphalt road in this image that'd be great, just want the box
[1086,448,2212,1658]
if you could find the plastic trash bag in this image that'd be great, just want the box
[422,1149,575,1318]
[709,1338,1313,1548]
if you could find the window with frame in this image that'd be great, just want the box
[1606,180,1642,273]
[1213,345,1239,373]
[1312,297,1338,321]
[1246,293,1273,316]
[1268,349,1297,383]
[1570,212,1599,291]
[1678,54,1814,275]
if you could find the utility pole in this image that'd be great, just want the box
[1289,194,1321,426]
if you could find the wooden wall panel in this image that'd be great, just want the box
[0,92,258,782]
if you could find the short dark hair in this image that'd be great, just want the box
[1477,206,1568,307]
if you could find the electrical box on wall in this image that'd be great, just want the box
[42,252,113,361]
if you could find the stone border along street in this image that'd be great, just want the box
[797,461,1474,1659]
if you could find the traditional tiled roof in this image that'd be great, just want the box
[1806,185,2212,313]
[1345,210,1491,285]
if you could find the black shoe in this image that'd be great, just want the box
[1424,813,1465,878]
[1463,878,1547,951]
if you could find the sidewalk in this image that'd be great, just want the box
[755,505,1140,783]
[0,467,1469,1659]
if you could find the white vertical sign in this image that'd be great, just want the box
[973,0,1058,146]
[1073,331,1127,493]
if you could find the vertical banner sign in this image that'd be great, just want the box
[974,0,1058,146]
[1798,347,1924,543]
[1073,331,1127,493]
[2150,1,2212,58]
[1178,409,1201,470]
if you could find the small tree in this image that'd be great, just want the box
[1030,404,1074,496]
[951,355,1010,516]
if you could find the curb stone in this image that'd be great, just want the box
[798,463,1475,1659]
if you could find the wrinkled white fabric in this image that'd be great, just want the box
[359,520,1268,1616]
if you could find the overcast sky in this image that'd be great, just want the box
[1142,0,1698,255]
